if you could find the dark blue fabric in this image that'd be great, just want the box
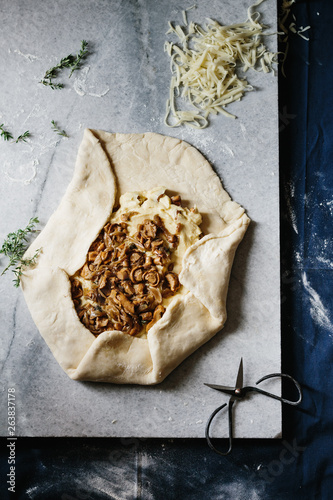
[1,1,332,499]
[279,1,333,497]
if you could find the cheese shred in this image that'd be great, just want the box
[164,0,277,128]
[279,0,311,77]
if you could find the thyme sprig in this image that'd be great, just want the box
[0,217,40,287]
[40,40,89,89]
[51,120,68,137]
[15,131,30,143]
[69,40,89,78]
[0,124,31,143]
[0,124,14,141]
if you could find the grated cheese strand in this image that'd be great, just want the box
[279,0,310,77]
[164,0,277,128]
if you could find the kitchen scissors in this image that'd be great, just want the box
[204,358,302,456]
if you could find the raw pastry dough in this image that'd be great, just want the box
[21,130,250,384]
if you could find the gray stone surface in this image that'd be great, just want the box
[0,0,280,438]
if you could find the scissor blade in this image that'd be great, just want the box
[204,358,244,398]
[235,357,243,390]
[204,383,236,395]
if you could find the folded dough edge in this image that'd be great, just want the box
[21,129,250,385]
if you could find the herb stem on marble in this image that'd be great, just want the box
[14,131,30,143]
[51,120,68,137]
[40,40,89,89]
[69,40,89,77]
[0,124,13,141]
[0,217,40,287]
[0,124,31,143]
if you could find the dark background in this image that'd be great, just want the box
[1,1,332,498]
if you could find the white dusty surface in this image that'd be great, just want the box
[0,0,280,437]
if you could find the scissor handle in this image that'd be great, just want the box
[246,372,303,405]
[205,400,235,456]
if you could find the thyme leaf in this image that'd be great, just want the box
[69,40,89,78]
[51,120,68,137]
[40,40,89,89]
[15,131,30,143]
[40,80,64,90]
[11,251,40,287]
[0,123,14,141]
[0,217,41,287]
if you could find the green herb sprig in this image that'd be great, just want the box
[0,124,31,143]
[51,120,68,137]
[0,124,13,141]
[40,40,89,89]
[0,217,40,287]
[15,131,30,143]
[69,40,89,78]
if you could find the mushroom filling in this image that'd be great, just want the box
[70,189,202,338]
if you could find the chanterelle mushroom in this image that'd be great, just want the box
[70,188,203,338]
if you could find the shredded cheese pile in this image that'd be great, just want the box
[164,0,277,128]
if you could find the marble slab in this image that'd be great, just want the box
[0,0,280,438]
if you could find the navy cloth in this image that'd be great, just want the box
[1,1,332,498]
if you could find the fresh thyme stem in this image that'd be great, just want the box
[0,124,31,143]
[0,217,41,287]
[0,124,14,141]
[40,40,89,89]
[15,131,30,143]
[69,40,89,78]
[51,120,68,137]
